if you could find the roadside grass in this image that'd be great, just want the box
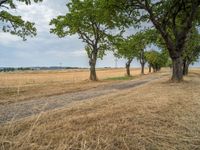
[0,70,200,150]
[105,76,135,81]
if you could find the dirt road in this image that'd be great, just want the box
[0,73,167,124]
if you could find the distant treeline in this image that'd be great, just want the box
[0,67,85,72]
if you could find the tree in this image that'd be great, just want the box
[108,0,200,81]
[112,37,136,76]
[182,28,200,75]
[0,0,42,40]
[145,50,168,72]
[50,0,119,81]
[128,33,146,75]
[183,46,200,75]
[128,30,155,75]
[145,51,158,72]
[113,30,153,76]
[146,29,173,71]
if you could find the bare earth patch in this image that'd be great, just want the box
[0,69,200,150]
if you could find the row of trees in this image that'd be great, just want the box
[1,0,200,82]
[50,0,200,81]
[111,29,168,76]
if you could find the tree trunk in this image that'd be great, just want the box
[185,64,189,75]
[139,50,145,75]
[183,60,186,76]
[141,63,145,75]
[89,59,97,81]
[125,63,130,77]
[89,48,98,81]
[171,57,183,81]
[183,60,189,76]
[125,58,133,76]
[148,64,151,73]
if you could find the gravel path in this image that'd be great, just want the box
[0,74,165,124]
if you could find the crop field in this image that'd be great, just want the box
[0,68,200,150]
[0,68,149,87]
[0,68,147,105]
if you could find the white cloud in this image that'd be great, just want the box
[1,0,198,67]
[70,50,86,56]
[0,0,68,44]
[45,49,86,58]
[15,0,66,33]
[0,33,20,44]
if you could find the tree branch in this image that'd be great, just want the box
[141,0,175,52]
[78,29,94,47]
[0,0,7,6]
[176,1,200,51]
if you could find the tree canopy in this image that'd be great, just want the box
[50,0,124,81]
[0,0,42,40]
[145,50,168,72]
[182,27,200,75]
[183,28,200,65]
[106,0,200,81]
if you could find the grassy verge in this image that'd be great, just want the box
[105,76,135,81]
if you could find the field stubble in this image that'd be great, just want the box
[0,68,200,149]
[0,68,147,105]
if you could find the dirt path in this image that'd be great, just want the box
[0,73,167,124]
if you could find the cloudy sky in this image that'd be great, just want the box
[0,0,199,68]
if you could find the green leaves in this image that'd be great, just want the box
[0,0,42,40]
[4,0,42,6]
[145,50,168,70]
[112,29,158,61]
[50,0,123,60]
[0,11,36,40]
[182,27,200,64]
[50,15,70,37]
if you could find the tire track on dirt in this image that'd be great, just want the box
[0,74,166,124]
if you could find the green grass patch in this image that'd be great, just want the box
[105,76,135,81]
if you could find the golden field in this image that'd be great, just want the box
[0,68,149,87]
[0,68,147,105]
[1,68,200,150]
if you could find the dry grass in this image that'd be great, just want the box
[0,68,147,87]
[0,68,147,105]
[0,69,200,150]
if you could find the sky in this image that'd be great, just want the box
[0,0,199,68]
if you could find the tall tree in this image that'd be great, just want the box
[128,30,155,75]
[112,37,136,76]
[128,33,146,75]
[182,28,200,75]
[0,0,42,40]
[113,29,154,76]
[135,0,200,81]
[138,48,146,75]
[107,0,200,81]
[50,0,120,81]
